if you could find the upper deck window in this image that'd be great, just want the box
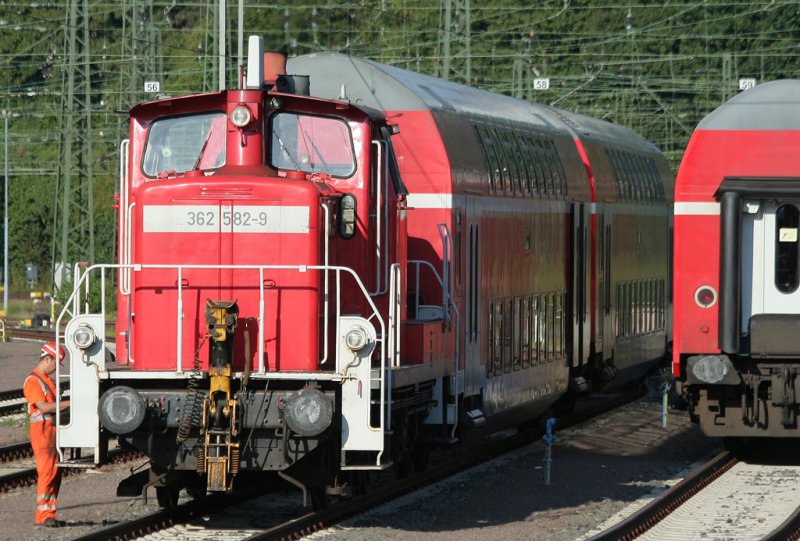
[142,112,226,177]
[269,113,356,177]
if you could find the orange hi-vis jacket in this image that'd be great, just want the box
[23,369,62,525]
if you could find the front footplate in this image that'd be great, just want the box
[339,316,389,470]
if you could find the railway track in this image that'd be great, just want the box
[0,443,141,494]
[1,385,70,419]
[70,387,645,541]
[0,388,26,417]
[588,442,800,540]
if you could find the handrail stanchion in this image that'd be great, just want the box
[176,267,183,374]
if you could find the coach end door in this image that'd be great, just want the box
[741,201,800,354]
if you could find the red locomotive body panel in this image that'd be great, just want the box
[130,178,321,372]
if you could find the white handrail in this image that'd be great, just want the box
[118,140,130,295]
[408,259,445,317]
[369,140,390,296]
[320,203,331,366]
[56,262,387,379]
[437,223,452,322]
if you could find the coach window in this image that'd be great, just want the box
[536,139,553,197]
[775,204,800,293]
[645,157,657,201]
[498,130,514,195]
[487,129,506,194]
[513,298,521,370]
[509,132,526,196]
[514,134,532,196]
[492,302,503,375]
[636,156,648,201]
[544,140,558,198]
[639,156,654,201]
[488,302,495,375]
[527,137,544,196]
[531,295,540,364]
[612,151,628,201]
[454,209,463,294]
[500,131,519,196]
[550,141,563,197]
[607,150,620,200]
[475,126,496,191]
[521,296,531,368]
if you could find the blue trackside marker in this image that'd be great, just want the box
[543,417,556,485]
[661,373,672,429]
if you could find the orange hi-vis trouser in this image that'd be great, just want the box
[30,418,61,524]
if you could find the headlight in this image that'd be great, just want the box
[686,354,740,385]
[345,326,369,351]
[282,388,333,437]
[230,104,252,127]
[690,355,728,383]
[98,386,146,434]
[73,324,96,349]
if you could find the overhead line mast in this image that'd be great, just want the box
[436,0,471,84]
[52,0,94,290]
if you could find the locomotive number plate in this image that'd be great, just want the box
[143,205,310,233]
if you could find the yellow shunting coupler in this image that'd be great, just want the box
[200,299,241,492]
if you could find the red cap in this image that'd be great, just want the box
[41,341,66,363]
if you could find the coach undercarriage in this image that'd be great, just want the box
[687,359,800,437]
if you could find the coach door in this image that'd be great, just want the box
[743,201,800,321]
[571,202,590,369]
[463,198,481,396]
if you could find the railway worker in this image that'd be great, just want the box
[23,341,70,528]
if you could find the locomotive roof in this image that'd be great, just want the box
[697,79,800,130]
[288,52,658,152]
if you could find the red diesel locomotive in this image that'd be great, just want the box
[673,80,800,439]
[55,37,672,504]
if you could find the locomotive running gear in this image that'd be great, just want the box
[41,341,65,363]
[23,368,62,525]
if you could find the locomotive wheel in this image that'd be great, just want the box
[391,418,414,478]
[155,486,181,509]
[186,476,207,500]
[413,441,430,472]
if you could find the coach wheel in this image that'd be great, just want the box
[723,437,747,452]
[155,486,180,509]
[310,486,329,511]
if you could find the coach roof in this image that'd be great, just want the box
[697,79,800,131]
[287,52,555,130]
